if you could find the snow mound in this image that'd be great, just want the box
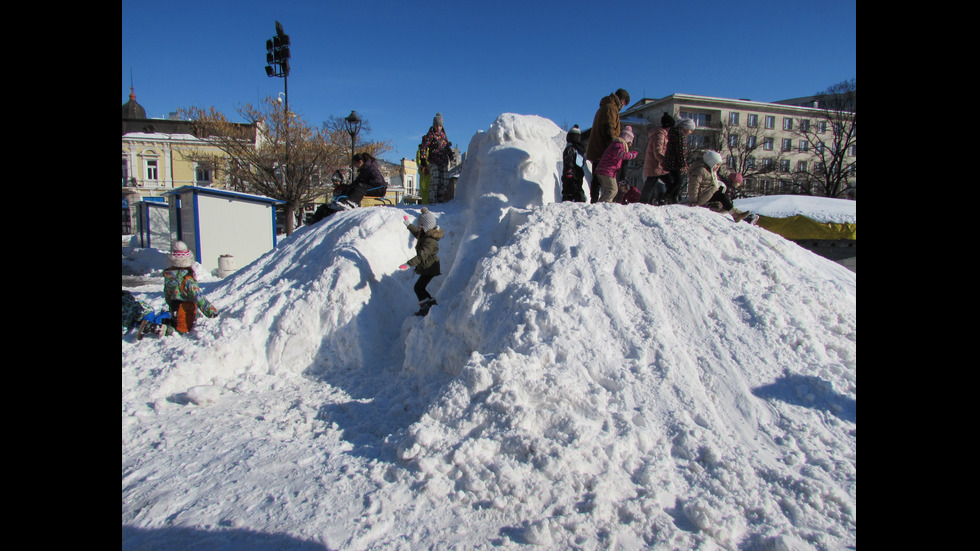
[123,114,856,549]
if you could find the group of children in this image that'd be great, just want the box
[562,114,757,224]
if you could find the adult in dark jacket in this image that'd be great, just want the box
[561,125,587,202]
[585,88,630,202]
[345,152,386,207]
[399,208,444,316]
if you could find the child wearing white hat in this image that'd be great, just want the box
[163,241,218,333]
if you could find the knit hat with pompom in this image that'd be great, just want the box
[417,207,436,232]
[168,240,195,268]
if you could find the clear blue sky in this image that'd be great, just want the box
[122,0,856,165]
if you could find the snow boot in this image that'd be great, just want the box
[414,298,437,316]
[730,209,751,223]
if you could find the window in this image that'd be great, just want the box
[763,158,773,170]
[817,121,827,133]
[799,140,809,152]
[765,116,775,129]
[801,119,810,132]
[729,112,739,125]
[727,156,737,169]
[747,157,756,169]
[196,165,212,185]
[797,160,807,173]
[780,160,790,172]
[764,137,773,151]
[145,159,158,181]
[781,139,793,152]
[849,145,856,156]
[783,118,793,131]
[122,159,129,186]
[747,114,758,127]
[746,136,757,148]
[729,135,739,148]
[680,111,710,128]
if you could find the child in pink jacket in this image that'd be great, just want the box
[593,126,638,202]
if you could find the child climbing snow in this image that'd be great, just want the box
[594,126,639,202]
[399,208,444,316]
[163,241,218,333]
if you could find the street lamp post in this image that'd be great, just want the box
[265,21,292,226]
[345,111,362,184]
[265,21,291,113]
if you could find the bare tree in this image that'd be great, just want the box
[791,79,857,198]
[714,120,789,198]
[178,98,391,234]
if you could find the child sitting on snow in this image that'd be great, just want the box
[163,241,218,333]
[399,208,444,316]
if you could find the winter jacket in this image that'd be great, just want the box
[686,160,721,206]
[352,159,386,197]
[594,138,638,178]
[419,127,451,169]
[163,268,218,318]
[561,143,587,201]
[406,225,444,276]
[585,94,622,165]
[643,127,669,178]
[663,126,689,173]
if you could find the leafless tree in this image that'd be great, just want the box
[714,120,789,198]
[791,79,857,198]
[178,98,391,234]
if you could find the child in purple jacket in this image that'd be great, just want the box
[593,126,638,202]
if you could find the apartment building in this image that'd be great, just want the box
[617,93,856,198]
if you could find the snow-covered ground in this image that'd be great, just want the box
[122,114,855,550]
[733,195,855,225]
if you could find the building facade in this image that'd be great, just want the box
[122,88,257,234]
[617,93,856,199]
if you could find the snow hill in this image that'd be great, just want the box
[122,114,856,550]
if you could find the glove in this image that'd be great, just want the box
[399,264,409,270]
[403,215,411,226]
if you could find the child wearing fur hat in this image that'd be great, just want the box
[399,208,444,316]
[163,241,218,333]
[594,126,639,202]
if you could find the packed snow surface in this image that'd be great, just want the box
[123,114,856,550]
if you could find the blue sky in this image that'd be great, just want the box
[122,0,856,164]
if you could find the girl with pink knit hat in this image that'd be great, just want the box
[593,126,639,202]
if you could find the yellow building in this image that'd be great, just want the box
[122,88,255,234]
